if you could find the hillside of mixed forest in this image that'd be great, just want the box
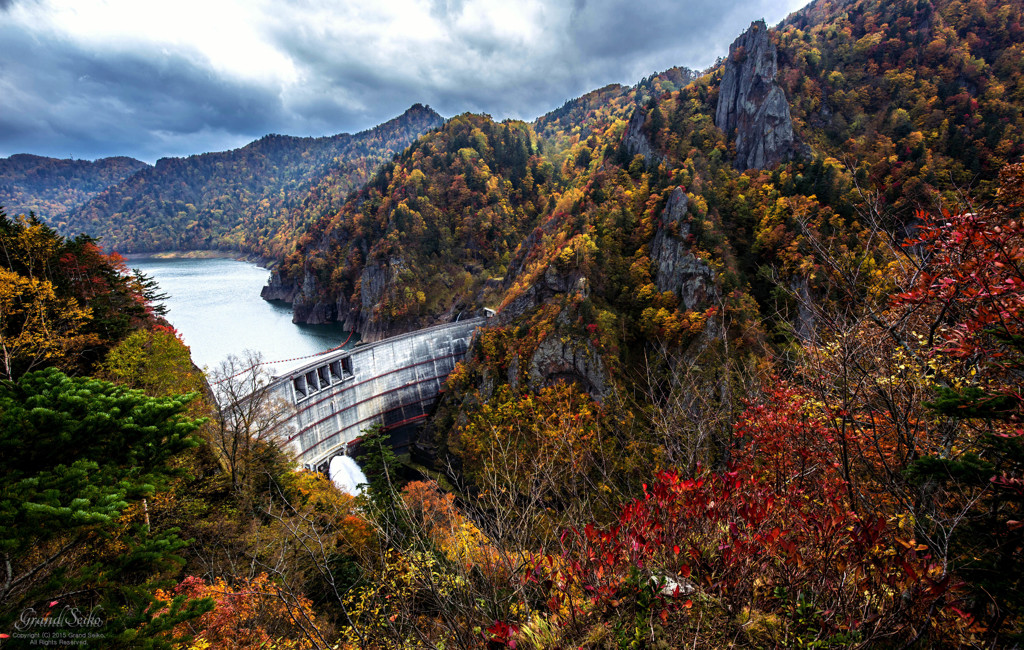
[56,104,443,258]
[0,153,149,218]
[258,0,1024,644]
[270,0,1024,345]
[2,0,1024,647]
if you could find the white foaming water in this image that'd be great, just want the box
[329,455,367,495]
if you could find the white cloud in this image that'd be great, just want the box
[26,0,298,84]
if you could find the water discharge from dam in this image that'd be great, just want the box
[329,455,367,495]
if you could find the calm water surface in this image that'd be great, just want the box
[129,257,351,372]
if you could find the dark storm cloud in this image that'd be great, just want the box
[569,0,753,60]
[1,0,807,162]
[268,0,804,134]
[0,25,285,161]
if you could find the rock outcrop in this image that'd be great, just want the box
[715,20,798,171]
[497,265,589,326]
[649,187,718,310]
[263,259,412,340]
[528,336,607,401]
[621,107,662,168]
[790,276,816,341]
[260,270,297,303]
[289,269,335,325]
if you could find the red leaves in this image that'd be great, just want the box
[896,172,1024,366]
[991,474,1024,496]
[530,382,952,641]
[485,620,520,647]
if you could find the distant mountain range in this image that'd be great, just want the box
[0,154,149,219]
[1,104,444,259]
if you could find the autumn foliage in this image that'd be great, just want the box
[502,384,959,648]
[155,573,321,650]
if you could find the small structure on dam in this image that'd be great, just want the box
[267,317,484,470]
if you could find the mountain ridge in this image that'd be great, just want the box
[57,104,444,258]
[0,154,149,219]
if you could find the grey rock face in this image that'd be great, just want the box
[496,265,587,326]
[622,107,662,168]
[715,20,797,171]
[528,336,607,401]
[260,270,297,303]
[790,276,816,341]
[290,270,334,324]
[274,256,423,341]
[293,300,335,325]
[360,263,391,311]
[649,188,717,310]
[495,254,607,400]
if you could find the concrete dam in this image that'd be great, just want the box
[268,317,484,470]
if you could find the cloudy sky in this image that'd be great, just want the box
[0,0,809,163]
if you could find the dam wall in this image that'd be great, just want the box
[268,317,483,469]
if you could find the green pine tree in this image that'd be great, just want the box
[0,368,213,647]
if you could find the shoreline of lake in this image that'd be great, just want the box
[129,256,350,371]
[122,249,277,269]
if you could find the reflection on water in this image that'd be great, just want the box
[130,256,351,372]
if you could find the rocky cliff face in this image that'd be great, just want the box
[790,276,817,341]
[270,259,422,342]
[621,107,662,168]
[715,20,798,171]
[260,271,298,303]
[288,268,335,325]
[527,336,607,400]
[649,187,718,310]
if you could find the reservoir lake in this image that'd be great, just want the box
[129,256,352,373]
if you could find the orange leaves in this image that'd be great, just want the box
[402,480,498,570]
[155,573,320,650]
[287,469,374,552]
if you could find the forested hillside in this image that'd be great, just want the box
[3,0,1024,647]
[58,104,443,257]
[258,0,1024,645]
[0,154,149,219]
[0,210,336,646]
[262,113,549,339]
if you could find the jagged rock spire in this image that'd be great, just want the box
[715,20,798,170]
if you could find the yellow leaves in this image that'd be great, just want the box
[690,193,709,217]
[99,329,202,399]
[628,256,654,287]
[454,382,606,498]
[4,216,60,278]
[339,547,467,647]
[553,187,584,216]
[0,267,95,379]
